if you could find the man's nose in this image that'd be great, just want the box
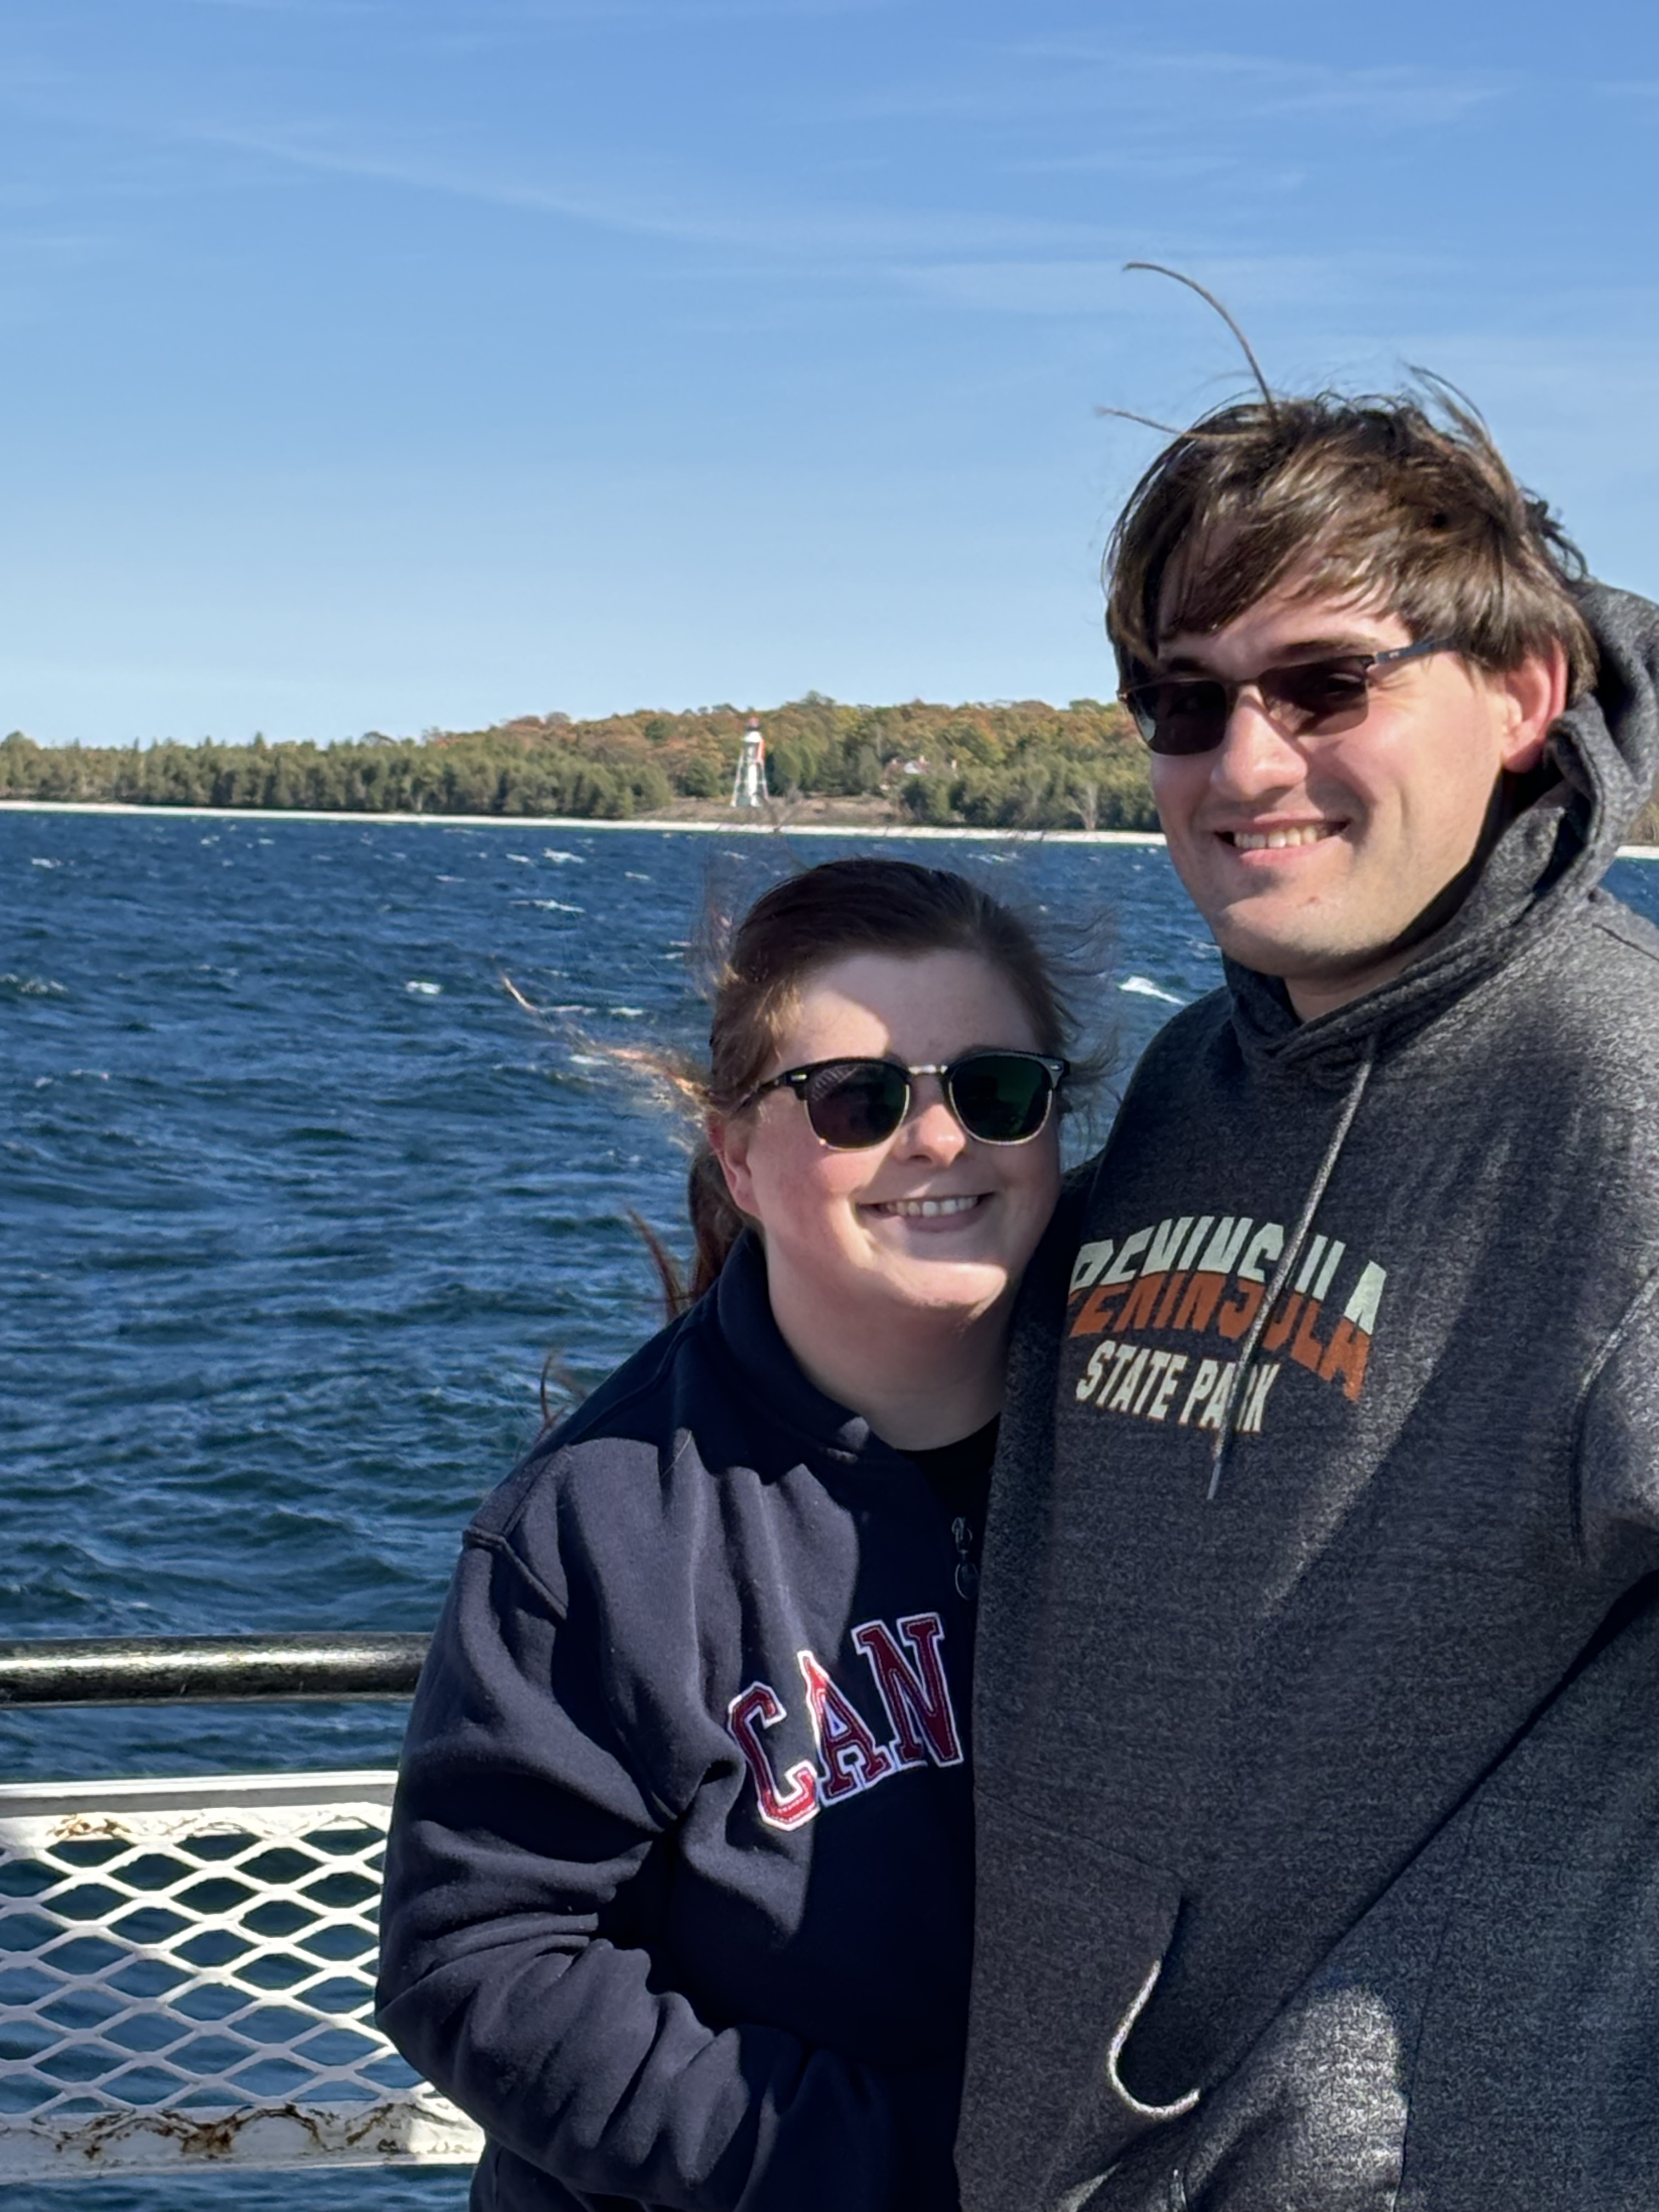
[1207,687,1308,798]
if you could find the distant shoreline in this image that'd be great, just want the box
[5,798,1658,861]
[0,798,1166,847]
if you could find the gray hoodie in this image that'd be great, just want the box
[959,585,1659,2211]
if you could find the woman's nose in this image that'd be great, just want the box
[891,1076,967,1160]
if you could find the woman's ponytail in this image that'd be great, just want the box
[686,1144,748,1306]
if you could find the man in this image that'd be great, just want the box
[957,390,1659,2210]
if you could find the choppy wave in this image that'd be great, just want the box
[1119,974,1186,1005]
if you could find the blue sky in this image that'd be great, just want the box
[7,0,1659,744]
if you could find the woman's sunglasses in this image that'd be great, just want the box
[739,1049,1068,1150]
[1121,637,1453,757]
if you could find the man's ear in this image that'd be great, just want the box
[707,1112,757,1215]
[1496,640,1570,775]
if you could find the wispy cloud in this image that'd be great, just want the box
[525,0,900,18]
[0,12,1519,344]
[853,43,1510,133]
[0,39,1104,263]
[172,1,388,15]
[894,246,1469,323]
[173,0,882,19]
[1043,46,1506,129]
[494,0,902,19]
[132,110,1128,267]
[888,258,1130,317]
[1006,149,1258,182]
[1385,325,1659,405]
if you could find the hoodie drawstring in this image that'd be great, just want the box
[1207,1037,1378,1502]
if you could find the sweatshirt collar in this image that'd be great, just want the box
[711,1232,905,1466]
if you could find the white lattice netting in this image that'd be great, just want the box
[0,1770,483,2180]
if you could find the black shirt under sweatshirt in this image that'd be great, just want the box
[378,1232,978,2212]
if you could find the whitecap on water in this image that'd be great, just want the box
[543,850,585,865]
[568,1053,606,1067]
[1119,975,1184,1005]
[29,856,61,870]
[506,854,533,865]
[1,973,66,997]
[405,980,444,997]
[624,871,651,883]
[524,898,583,913]
[608,1006,645,1018]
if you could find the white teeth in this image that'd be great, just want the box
[1231,825,1335,851]
[881,1195,981,1218]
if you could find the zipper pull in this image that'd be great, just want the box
[951,1516,979,1602]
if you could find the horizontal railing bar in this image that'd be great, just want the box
[0,1635,430,1707]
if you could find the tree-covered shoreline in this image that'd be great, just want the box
[0,694,1160,833]
[10,696,1657,842]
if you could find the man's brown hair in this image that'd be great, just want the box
[1105,384,1598,699]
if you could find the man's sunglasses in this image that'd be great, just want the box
[739,1050,1068,1149]
[1120,637,1454,757]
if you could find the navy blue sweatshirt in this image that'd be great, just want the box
[377,1233,977,2211]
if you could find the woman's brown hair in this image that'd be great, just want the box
[655,856,1080,1314]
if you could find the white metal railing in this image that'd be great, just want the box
[0,1769,482,2181]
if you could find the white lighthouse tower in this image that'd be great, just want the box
[730,716,770,809]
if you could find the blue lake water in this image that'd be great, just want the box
[4,808,1657,2208]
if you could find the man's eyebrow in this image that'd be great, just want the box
[1156,635,1378,673]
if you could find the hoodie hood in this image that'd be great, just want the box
[1226,579,1659,1079]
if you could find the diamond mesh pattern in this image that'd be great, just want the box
[0,1772,482,2179]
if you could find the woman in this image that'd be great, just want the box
[377,857,1078,2212]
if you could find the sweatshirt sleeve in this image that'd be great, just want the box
[376,1518,961,2212]
[1573,1271,1659,1572]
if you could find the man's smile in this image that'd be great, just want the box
[1224,822,1343,853]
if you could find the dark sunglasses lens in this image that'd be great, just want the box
[1130,679,1229,757]
[802,1061,909,1148]
[947,1054,1054,1143]
[1261,659,1371,735]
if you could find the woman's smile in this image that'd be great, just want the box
[863,1192,990,1222]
